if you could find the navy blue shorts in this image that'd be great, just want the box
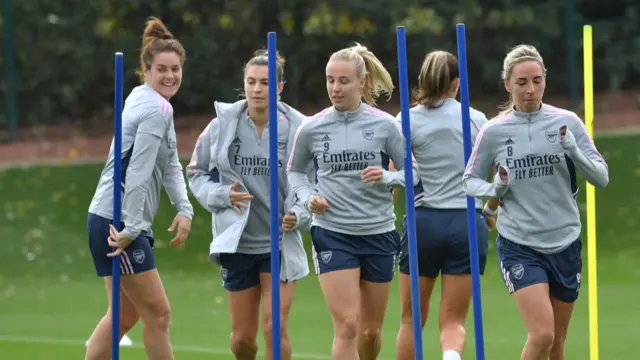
[87,213,156,277]
[219,252,279,292]
[399,208,488,277]
[497,235,582,303]
[310,226,399,283]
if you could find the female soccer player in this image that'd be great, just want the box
[186,49,312,360]
[287,43,419,360]
[463,44,609,360]
[85,17,193,360]
[394,50,492,360]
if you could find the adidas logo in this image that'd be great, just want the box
[505,138,514,145]
[321,134,331,141]
[232,136,242,144]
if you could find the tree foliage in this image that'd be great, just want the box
[0,0,638,128]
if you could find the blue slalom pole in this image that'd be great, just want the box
[267,32,282,360]
[396,26,423,360]
[456,23,486,360]
[111,51,124,360]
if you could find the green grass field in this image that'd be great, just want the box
[1,134,640,359]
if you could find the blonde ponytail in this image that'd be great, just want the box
[329,43,394,106]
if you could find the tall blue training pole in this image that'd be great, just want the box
[396,26,423,360]
[456,23,486,360]
[112,51,124,360]
[267,32,282,360]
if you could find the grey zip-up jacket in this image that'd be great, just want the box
[287,103,419,235]
[89,84,193,239]
[186,100,313,282]
[399,99,488,209]
[462,104,609,253]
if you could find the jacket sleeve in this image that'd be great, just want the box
[162,149,194,220]
[287,191,312,231]
[120,108,168,240]
[562,120,609,188]
[286,123,316,207]
[381,118,419,187]
[284,117,313,231]
[462,124,510,200]
[185,120,233,212]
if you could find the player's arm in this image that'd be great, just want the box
[185,120,234,212]
[462,125,509,200]
[482,162,501,215]
[473,112,500,217]
[121,109,167,240]
[561,119,609,188]
[286,192,312,231]
[483,198,500,215]
[283,120,313,231]
[163,149,194,220]
[286,124,317,206]
[380,119,419,187]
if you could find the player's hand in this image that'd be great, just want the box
[106,224,133,257]
[498,166,508,184]
[559,125,567,140]
[229,180,254,214]
[309,196,329,214]
[281,210,297,232]
[168,215,191,248]
[361,166,384,184]
[559,125,577,151]
[482,199,498,231]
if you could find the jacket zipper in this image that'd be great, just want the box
[344,119,348,144]
[528,113,533,152]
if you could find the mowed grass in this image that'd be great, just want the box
[1,134,640,359]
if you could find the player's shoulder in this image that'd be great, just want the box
[469,106,488,122]
[542,104,581,123]
[203,117,219,136]
[152,96,173,119]
[207,99,242,137]
[486,110,515,127]
[309,106,332,121]
[392,106,414,125]
[302,106,332,130]
[401,104,427,119]
[128,85,173,121]
[362,104,398,134]
[123,86,172,131]
[408,103,430,115]
[476,111,514,139]
[402,103,452,125]
[362,103,395,121]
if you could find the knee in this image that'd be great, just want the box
[142,301,171,331]
[230,331,257,353]
[551,332,566,348]
[359,325,382,344]
[334,317,359,342]
[528,328,555,349]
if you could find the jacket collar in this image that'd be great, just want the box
[510,102,545,122]
[329,102,365,121]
